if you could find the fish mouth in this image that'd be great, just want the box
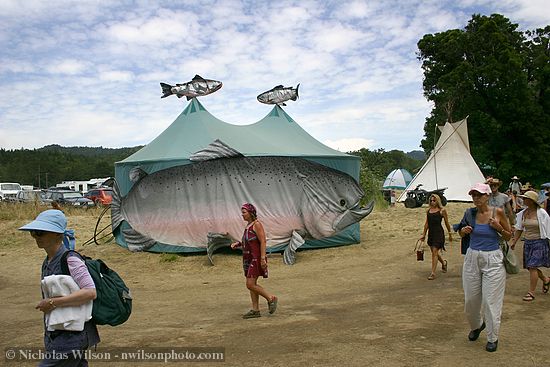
[333,201,374,232]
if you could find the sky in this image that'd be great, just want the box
[0,0,548,153]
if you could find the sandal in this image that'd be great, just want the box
[427,274,435,280]
[268,296,278,314]
[242,310,261,319]
[522,292,535,302]
[442,260,448,273]
[543,279,550,294]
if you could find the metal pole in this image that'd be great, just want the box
[434,122,438,189]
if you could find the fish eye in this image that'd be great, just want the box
[340,199,346,206]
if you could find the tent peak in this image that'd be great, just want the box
[181,98,207,115]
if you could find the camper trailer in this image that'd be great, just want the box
[0,182,22,201]
[55,178,111,194]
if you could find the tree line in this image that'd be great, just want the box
[0,145,142,188]
[417,14,550,184]
[0,144,424,197]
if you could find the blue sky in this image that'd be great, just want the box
[0,0,547,153]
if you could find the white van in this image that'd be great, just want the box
[0,182,22,201]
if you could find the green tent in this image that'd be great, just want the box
[113,98,362,253]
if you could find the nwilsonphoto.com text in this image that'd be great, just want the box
[5,347,225,363]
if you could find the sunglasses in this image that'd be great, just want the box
[30,230,46,237]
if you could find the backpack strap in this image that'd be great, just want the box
[60,250,83,276]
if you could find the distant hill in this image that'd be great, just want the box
[0,145,143,187]
[406,150,426,161]
[39,144,143,158]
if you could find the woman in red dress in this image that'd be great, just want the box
[231,203,278,318]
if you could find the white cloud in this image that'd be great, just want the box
[0,0,546,154]
[45,59,88,75]
[324,138,375,152]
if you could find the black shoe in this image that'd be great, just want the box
[468,322,486,341]
[486,340,498,352]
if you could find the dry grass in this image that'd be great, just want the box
[2,202,550,367]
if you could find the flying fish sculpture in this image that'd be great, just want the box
[257,84,299,106]
[160,75,222,100]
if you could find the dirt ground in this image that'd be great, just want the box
[1,203,550,366]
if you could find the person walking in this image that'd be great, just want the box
[419,194,452,280]
[509,176,522,195]
[487,178,515,226]
[457,183,512,353]
[510,191,550,302]
[19,209,100,366]
[231,203,278,319]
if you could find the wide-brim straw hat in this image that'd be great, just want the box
[486,178,502,186]
[518,191,541,207]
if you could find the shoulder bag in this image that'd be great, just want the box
[492,207,520,274]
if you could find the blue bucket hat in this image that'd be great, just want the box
[19,209,75,250]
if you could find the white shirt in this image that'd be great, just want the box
[515,207,550,239]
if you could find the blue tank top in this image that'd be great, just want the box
[469,223,500,251]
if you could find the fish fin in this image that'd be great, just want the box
[292,83,300,100]
[129,167,148,183]
[190,139,244,162]
[160,82,173,98]
[110,179,125,230]
[273,85,284,89]
[283,230,306,265]
[192,74,206,81]
[206,232,234,265]
[122,228,157,252]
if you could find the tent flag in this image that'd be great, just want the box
[398,118,485,202]
[382,168,413,189]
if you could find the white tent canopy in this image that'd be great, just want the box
[398,118,485,202]
[383,168,413,189]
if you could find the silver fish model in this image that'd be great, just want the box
[160,75,222,100]
[111,140,373,264]
[257,84,299,106]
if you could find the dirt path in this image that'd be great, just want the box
[1,203,549,366]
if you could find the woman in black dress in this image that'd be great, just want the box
[420,194,453,279]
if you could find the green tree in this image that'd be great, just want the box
[417,14,550,185]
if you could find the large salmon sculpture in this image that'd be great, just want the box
[160,75,222,100]
[257,84,299,106]
[111,140,373,264]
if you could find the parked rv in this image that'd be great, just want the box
[0,182,22,201]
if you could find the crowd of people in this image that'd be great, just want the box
[18,172,550,364]
[417,175,550,353]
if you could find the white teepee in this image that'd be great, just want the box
[398,118,485,202]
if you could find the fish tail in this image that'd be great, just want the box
[292,83,300,101]
[160,82,173,98]
[110,179,124,230]
[110,178,156,252]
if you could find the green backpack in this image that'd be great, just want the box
[61,250,132,326]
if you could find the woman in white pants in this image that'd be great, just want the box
[457,183,512,352]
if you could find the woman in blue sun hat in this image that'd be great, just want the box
[19,209,100,366]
